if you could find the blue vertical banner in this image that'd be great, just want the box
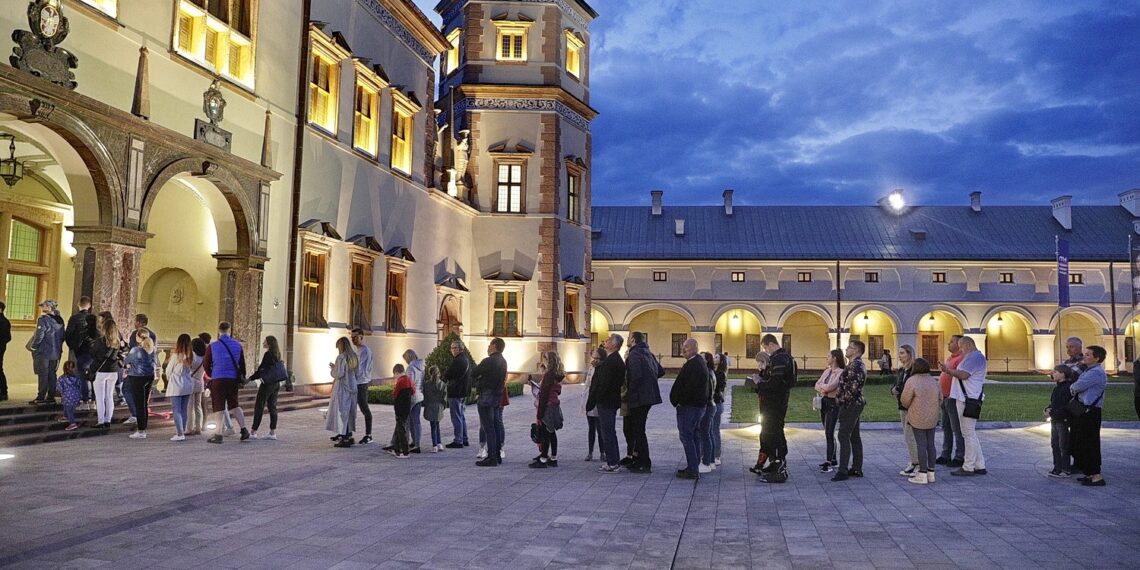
[1057,237,1070,308]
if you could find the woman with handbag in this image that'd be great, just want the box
[890,345,921,477]
[813,349,844,473]
[186,338,207,436]
[249,336,286,440]
[1070,346,1108,487]
[124,328,157,439]
[165,334,195,441]
[530,351,565,468]
[89,317,125,429]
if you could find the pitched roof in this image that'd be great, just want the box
[590,205,1134,262]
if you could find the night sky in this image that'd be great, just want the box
[414,1,1140,207]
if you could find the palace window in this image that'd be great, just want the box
[730,271,745,283]
[714,333,723,354]
[746,334,763,359]
[671,334,686,358]
[175,0,256,88]
[567,170,581,223]
[348,255,374,331]
[864,271,879,283]
[445,28,461,75]
[491,290,521,337]
[652,271,667,282]
[493,20,531,62]
[564,287,580,338]
[781,334,793,357]
[565,31,584,78]
[308,47,339,133]
[797,271,812,283]
[1,208,61,323]
[385,267,406,333]
[79,0,118,17]
[1070,273,1084,285]
[932,271,947,283]
[299,247,328,328]
[493,159,525,213]
[390,91,418,175]
[999,272,1014,284]
[352,82,380,156]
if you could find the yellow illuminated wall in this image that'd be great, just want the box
[628,309,691,361]
[849,309,896,361]
[714,310,761,360]
[782,311,832,369]
[916,310,965,364]
[590,308,610,347]
[985,311,1032,372]
[1058,313,1100,348]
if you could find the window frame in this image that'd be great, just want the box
[1,210,61,325]
[298,236,331,329]
[563,284,581,339]
[492,20,532,62]
[864,271,880,283]
[671,333,686,358]
[79,0,118,18]
[564,30,585,78]
[347,247,379,333]
[352,61,386,157]
[797,271,812,283]
[384,260,409,334]
[492,157,527,214]
[390,90,419,175]
[652,271,667,282]
[998,272,1014,284]
[173,0,257,89]
[730,271,745,283]
[490,285,523,338]
[1069,273,1084,285]
[932,271,947,284]
[445,28,461,75]
[565,162,582,223]
[307,30,349,135]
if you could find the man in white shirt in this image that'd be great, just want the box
[351,329,374,444]
[941,336,987,475]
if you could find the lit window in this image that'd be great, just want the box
[308,51,339,133]
[349,256,374,331]
[9,219,43,263]
[79,0,117,18]
[564,287,580,339]
[386,268,406,333]
[797,271,812,283]
[999,272,1014,284]
[671,334,686,357]
[1070,273,1084,285]
[174,0,255,88]
[932,272,947,283]
[492,290,521,337]
[300,248,327,328]
[390,91,418,175]
[653,271,667,282]
[746,334,763,359]
[1,212,59,323]
[352,63,385,156]
[493,21,532,62]
[494,160,525,213]
[5,273,39,322]
[565,31,584,78]
[445,28,461,74]
[864,272,879,283]
[567,170,580,223]
[730,271,745,283]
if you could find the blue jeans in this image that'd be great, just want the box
[449,397,468,444]
[712,402,724,460]
[698,403,716,465]
[171,394,190,434]
[429,421,441,446]
[1051,418,1072,472]
[940,397,965,461]
[63,404,76,423]
[596,406,620,466]
[477,405,501,459]
[409,402,423,447]
[494,407,505,449]
[76,353,93,401]
[676,406,704,474]
[122,376,137,418]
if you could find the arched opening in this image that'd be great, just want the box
[713,309,762,364]
[589,308,609,349]
[1057,311,1101,351]
[985,311,1033,373]
[628,308,691,366]
[438,294,462,341]
[916,310,966,365]
[137,268,211,341]
[782,311,832,371]
[848,309,897,373]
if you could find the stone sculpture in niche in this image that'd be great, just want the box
[10,0,79,89]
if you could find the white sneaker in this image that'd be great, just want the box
[698,463,713,474]
[249,432,260,439]
[476,446,488,459]
[714,457,722,466]
[129,431,147,439]
[170,434,185,442]
[123,416,137,424]
[499,450,506,460]
[908,472,929,485]
[926,471,935,483]
[265,433,277,440]
[431,445,440,453]
[224,427,236,436]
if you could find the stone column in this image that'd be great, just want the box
[1033,333,1057,371]
[68,226,150,327]
[215,254,267,349]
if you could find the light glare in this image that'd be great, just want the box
[888,190,905,211]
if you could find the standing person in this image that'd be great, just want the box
[582,346,605,461]
[444,339,473,448]
[89,318,124,428]
[422,365,447,452]
[0,302,10,401]
[164,334,195,441]
[586,333,626,473]
[624,332,664,473]
[1046,364,1077,477]
[327,337,359,447]
[389,363,413,458]
[123,314,158,421]
[670,338,707,480]
[530,351,565,468]
[1070,346,1108,487]
[64,296,94,408]
[747,352,771,474]
[403,349,426,453]
[248,336,286,440]
[936,335,966,467]
[711,353,728,467]
[204,322,249,444]
[696,352,718,474]
[814,349,844,473]
[473,337,507,466]
[124,328,156,439]
[879,349,893,374]
[350,329,374,444]
[942,336,987,476]
[29,299,65,405]
[900,359,941,484]
[55,361,82,431]
[186,337,207,436]
[832,340,868,482]
[755,334,797,483]
[891,345,920,477]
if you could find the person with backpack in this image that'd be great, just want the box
[64,296,95,408]
[754,334,797,483]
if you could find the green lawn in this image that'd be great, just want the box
[730,384,1138,423]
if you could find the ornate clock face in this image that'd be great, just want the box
[39,5,60,38]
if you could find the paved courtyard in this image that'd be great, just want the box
[1,382,1139,570]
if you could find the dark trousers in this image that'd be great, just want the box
[760,402,789,462]
[393,415,409,455]
[35,358,59,400]
[676,405,703,474]
[355,383,372,435]
[698,403,716,465]
[477,405,501,460]
[820,397,839,463]
[586,415,601,454]
[836,401,865,473]
[540,429,559,458]
[940,397,965,461]
[252,381,280,431]
[75,352,93,401]
[0,346,7,398]
[1072,407,1102,477]
[627,405,652,468]
[596,406,620,467]
[1050,418,1072,472]
[622,408,635,457]
[126,375,153,430]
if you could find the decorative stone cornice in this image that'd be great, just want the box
[444,85,597,132]
[357,0,449,65]
[439,0,595,28]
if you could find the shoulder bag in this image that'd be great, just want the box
[1065,390,1104,419]
[219,339,247,385]
[956,376,984,419]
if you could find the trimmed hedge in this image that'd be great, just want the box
[367,381,524,405]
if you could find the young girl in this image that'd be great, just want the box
[421,365,447,452]
[165,334,194,441]
[56,361,82,431]
[389,363,414,458]
[582,346,605,461]
[530,351,565,468]
[327,336,359,447]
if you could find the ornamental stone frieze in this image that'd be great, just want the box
[452,96,592,132]
[10,0,78,90]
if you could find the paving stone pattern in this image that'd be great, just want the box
[1,382,1139,569]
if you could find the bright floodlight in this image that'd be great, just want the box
[888,190,905,211]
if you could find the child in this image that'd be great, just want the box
[1046,364,1076,477]
[56,361,83,431]
[421,365,447,452]
[389,363,414,458]
[900,358,941,484]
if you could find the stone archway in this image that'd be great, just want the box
[438,294,462,341]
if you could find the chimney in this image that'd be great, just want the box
[651,190,663,216]
[970,191,981,212]
[1051,195,1072,230]
[1120,189,1140,217]
[675,219,685,236]
[723,189,734,216]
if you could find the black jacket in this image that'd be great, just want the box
[624,342,664,408]
[472,352,507,407]
[756,348,796,411]
[669,355,710,407]
[444,352,473,399]
[713,370,727,404]
[0,313,9,348]
[64,309,93,354]
[893,366,913,411]
[90,337,125,373]
[586,351,626,411]
[248,351,281,381]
